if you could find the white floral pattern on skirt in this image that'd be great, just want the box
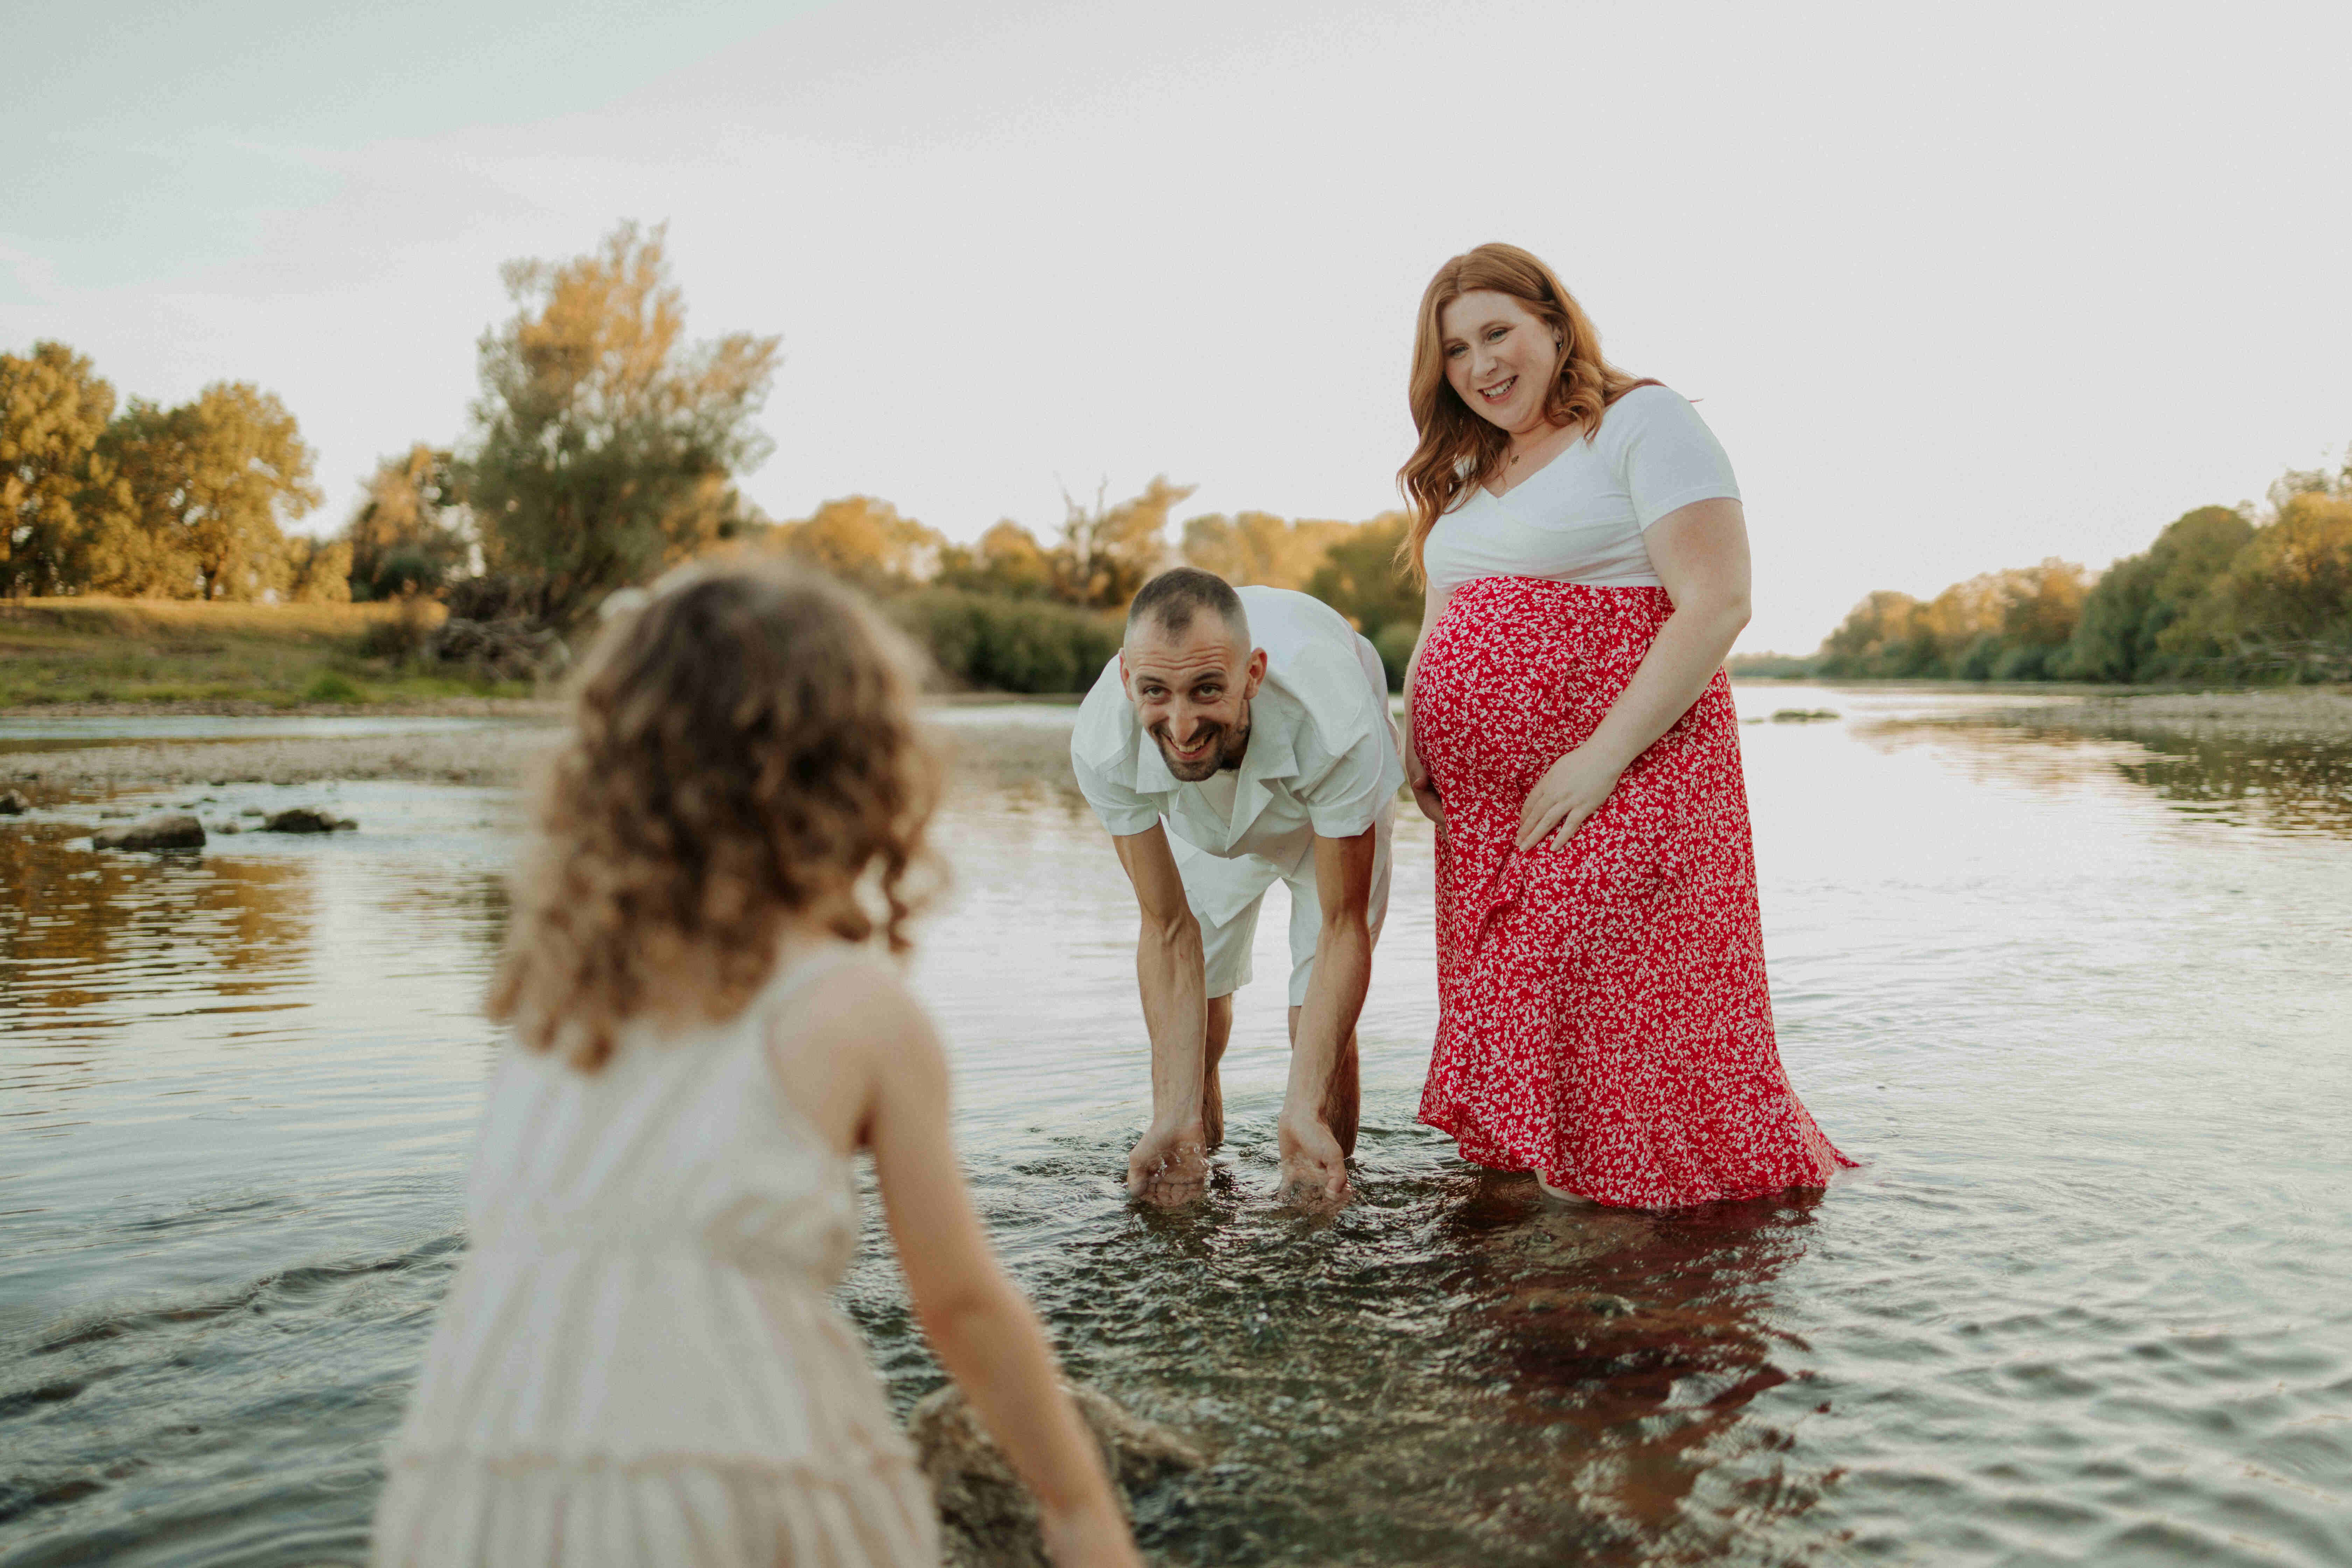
[1413,576,1854,1208]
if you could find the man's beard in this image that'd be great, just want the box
[1152,706,1250,783]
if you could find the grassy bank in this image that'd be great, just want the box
[0,598,529,708]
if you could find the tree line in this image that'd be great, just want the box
[762,486,1424,693]
[1804,462,2352,684]
[1,222,776,625]
[2,221,1427,693]
[34,215,2330,695]
[0,346,340,603]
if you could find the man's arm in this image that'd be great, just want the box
[1278,826,1376,1202]
[1110,824,1211,1204]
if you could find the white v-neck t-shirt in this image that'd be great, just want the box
[1421,385,1739,595]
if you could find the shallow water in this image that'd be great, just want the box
[2,690,2348,1565]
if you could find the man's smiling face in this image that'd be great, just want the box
[1121,611,1268,783]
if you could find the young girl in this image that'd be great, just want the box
[373,560,1140,1567]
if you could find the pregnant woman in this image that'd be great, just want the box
[1398,243,1851,1209]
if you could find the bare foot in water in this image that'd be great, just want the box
[1276,1112,1349,1204]
[1127,1120,1210,1207]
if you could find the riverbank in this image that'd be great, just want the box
[0,709,1085,801]
[1901,684,2352,743]
[9,685,2347,801]
[0,597,526,708]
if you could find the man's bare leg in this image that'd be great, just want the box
[1203,994,1233,1149]
[1287,1006,1360,1158]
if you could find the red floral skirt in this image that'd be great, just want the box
[1412,577,1853,1208]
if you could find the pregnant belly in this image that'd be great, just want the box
[1411,577,1674,808]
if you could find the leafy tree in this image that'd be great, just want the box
[96,383,320,600]
[1,342,119,597]
[464,221,779,625]
[347,444,473,600]
[2182,492,2352,677]
[1816,589,1931,677]
[1181,511,1353,591]
[770,495,942,590]
[2064,506,2252,680]
[934,519,1056,599]
[1987,559,2090,679]
[284,536,355,603]
[1054,476,1192,608]
[1304,513,1421,640]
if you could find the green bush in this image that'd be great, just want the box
[1371,622,1415,691]
[887,589,1123,694]
[302,671,365,704]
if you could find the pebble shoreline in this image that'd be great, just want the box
[0,714,1088,802]
[4,688,2344,803]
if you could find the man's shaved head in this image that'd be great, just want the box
[1126,568,1249,648]
[1120,568,1264,782]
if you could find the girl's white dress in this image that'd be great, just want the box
[372,948,938,1567]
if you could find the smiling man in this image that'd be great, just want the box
[1071,568,1403,1205]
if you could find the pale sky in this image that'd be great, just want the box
[6,0,2348,652]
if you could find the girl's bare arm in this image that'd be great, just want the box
[852,977,1142,1568]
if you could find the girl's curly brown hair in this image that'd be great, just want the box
[489,557,940,1072]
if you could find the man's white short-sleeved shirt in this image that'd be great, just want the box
[1069,585,1403,927]
[1422,384,1740,596]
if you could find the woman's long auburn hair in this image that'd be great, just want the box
[1395,243,1658,582]
[489,557,940,1072]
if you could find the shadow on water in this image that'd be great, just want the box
[843,1121,1840,1567]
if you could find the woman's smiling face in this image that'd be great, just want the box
[1439,289,1560,435]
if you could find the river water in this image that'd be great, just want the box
[1,688,2347,1566]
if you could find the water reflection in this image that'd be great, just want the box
[1854,715,2352,838]
[833,1115,1833,1567]
[3,706,2349,1566]
[0,824,311,1018]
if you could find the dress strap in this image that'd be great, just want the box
[763,941,875,1013]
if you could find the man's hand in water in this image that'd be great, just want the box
[1276,1111,1349,1204]
[1127,1120,1210,1206]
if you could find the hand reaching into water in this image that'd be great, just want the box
[1276,1111,1349,1205]
[1517,743,1625,850]
[1126,1120,1209,1207]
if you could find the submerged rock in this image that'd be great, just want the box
[262,807,358,834]
[910,1381,1205,1567]
[92,814,205,851]
[1770,708,1841,723]
[0,789,28,814]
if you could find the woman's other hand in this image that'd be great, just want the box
[1516,744,1624,850]
[1403,719,1445,825]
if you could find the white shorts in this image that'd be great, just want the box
[1188,800,1394,1008]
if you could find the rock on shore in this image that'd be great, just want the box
[909,1381,1205,1567]
[91,813,206,851]
[262,807,358,833]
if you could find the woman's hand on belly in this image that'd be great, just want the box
[1516,743,1625,850]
